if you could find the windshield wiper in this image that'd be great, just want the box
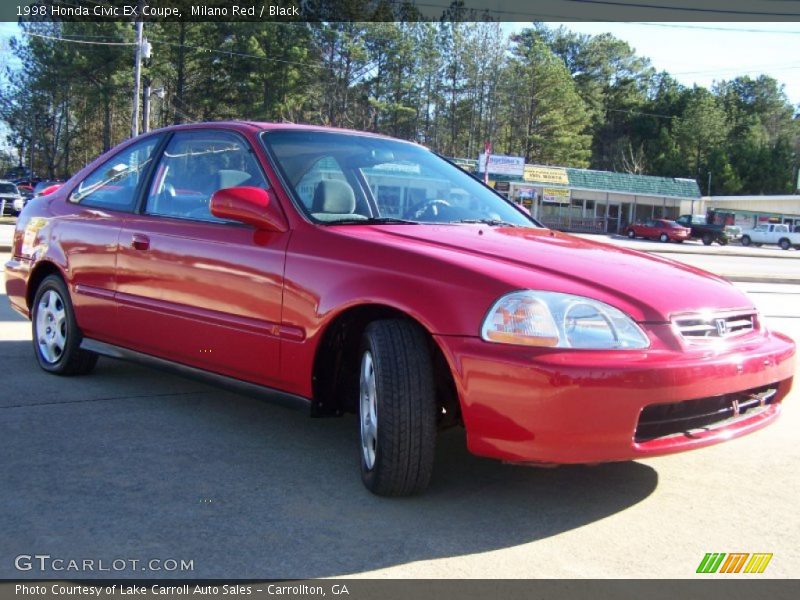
[451,218,520,227]
[327,217,418,225]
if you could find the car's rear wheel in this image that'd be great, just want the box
[659,233,669,243]
[627,230,635,239]
[779,238,791,250]
[741,235,751,246]
[358,319,436,496]
[702,233,713,246]
[32,275,98,375]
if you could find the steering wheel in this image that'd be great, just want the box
[404,199,452,221]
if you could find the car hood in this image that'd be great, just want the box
[338,225,755,323]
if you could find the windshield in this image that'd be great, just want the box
[0,183,18,194]
[261,130,536,227]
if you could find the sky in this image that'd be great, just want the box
[533,22,800,105]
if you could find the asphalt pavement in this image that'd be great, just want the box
[1,252,799,578]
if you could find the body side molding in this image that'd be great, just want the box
[81,338,312,413]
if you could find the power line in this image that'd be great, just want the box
[22,31,136,46]
[387,0,800,19]
[562,0,800,17]
[625,22,800,34]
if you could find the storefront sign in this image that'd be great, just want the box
[478,153,525,177]
[542,187,570,204]
[524,166,569,185]
[515,186,537,199]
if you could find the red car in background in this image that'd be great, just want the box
[625,218,691,243]
[5,122,795,495]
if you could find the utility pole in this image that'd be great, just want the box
[142,77,151,134]
[707,171,712,197]
[130,0,144,138]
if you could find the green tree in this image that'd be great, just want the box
[497,30,590,166]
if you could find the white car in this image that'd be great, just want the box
[740,223,800,250]
[0,180,24,216]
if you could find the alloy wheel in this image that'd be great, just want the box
[359,350,379,470]
[35,289,67,364]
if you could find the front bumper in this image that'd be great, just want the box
[434,330,795,464]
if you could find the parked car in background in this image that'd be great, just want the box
[32,180,63,197]
[675,214,730,245]
[0,180,25,216]
[624,219,690,243]
[741,223,800,250]
[5,122,795,495]
[706,210,743,243]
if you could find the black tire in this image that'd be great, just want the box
[31,275,98,375]
[358,319,436,496]
[741,235,751,247]
[659,233,669,243]
[627,229,635,239]
[702,233,713,246]
[779,238,791,250]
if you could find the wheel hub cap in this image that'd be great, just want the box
[359,351,378,470]
[35,290,67,364]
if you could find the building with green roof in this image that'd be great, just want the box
[474,161,702,234]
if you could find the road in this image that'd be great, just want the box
[0,252,798,580]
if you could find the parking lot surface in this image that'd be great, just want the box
[1,249,799,579]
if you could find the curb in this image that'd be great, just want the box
[640,246,800,260]
[722,276,800,285]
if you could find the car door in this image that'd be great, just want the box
[115,129,290,387]
[61,135,163,342]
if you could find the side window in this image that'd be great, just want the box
[70,136,161,210]
[146,131,267,222]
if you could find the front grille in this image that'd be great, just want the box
[673,311,756,340]
[635,385,777,443]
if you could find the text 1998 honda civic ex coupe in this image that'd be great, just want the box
[5,123,796,495]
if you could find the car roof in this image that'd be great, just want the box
[145,121,410,143]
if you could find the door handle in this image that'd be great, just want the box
[131,234,150,251]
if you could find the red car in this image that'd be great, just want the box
[5,123,795,496]
[625,218,691,243]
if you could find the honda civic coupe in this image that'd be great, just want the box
[5,122,795,496]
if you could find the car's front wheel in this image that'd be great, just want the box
[358,319,436,496]
[659,233,669,243]
[779,238,791,250]
[702,233,713,246]
[32,275,98,375]
[741,235,751,246]
[627,230,635,239]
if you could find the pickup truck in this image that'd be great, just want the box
[675,214,730,245]
[740,223,800,250]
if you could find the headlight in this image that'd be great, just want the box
[481,291,650,349]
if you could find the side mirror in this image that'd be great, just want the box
[210,186,288,232]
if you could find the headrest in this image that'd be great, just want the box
[312,179,356,214]
[217,169,252,190]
